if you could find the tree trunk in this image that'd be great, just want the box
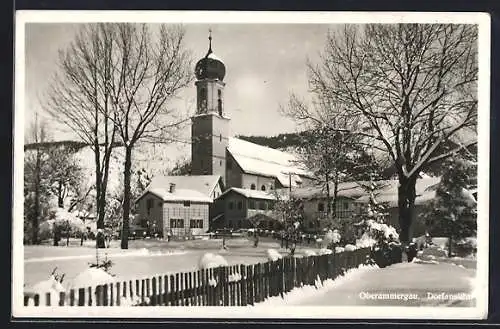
[397,175,417,245]
[57,180,64,208]
[121,146,133,249]
[448,235,453,258]
[32,148,41,245]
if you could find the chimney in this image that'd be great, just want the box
[169,183,176,193]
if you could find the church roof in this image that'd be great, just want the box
[137,175,221,203]
[227,137,313,187]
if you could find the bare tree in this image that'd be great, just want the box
[97,24,192,249]
[44,24,120,248]
[290,24,477,244]
[24,114,50,244]
[283,96,383,232]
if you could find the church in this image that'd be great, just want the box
[135,33,314,237]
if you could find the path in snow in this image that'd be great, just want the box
[287,262,476,307]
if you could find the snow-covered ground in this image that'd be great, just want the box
[253,261,476,307]
[23,238,324,288]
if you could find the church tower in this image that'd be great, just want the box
[191,31,230,186]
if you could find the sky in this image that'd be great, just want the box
[24,23,336,142]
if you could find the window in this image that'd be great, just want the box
[317,202,325,212]
[200,88,207,110]
[270,186,274,190]
[219,134,222,142]
[228,201,234,210]
[249,200,255,209]
[261,185,266,191]
[250,184,256,190]
[190,219,204,228]
[183,201,191,207]
[237,201,243,210]
[268,201,275,210]
[170,218,184,228]
[258,201,266,210]
[147,199,154,215]
[343,202,349,210]
[217,90,223,115]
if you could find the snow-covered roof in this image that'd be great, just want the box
[146,175,221,196]
[291,181,368,200]
[137,175,221,203]
[227,137,313,187]
[218,187,282,201]
[354,177,442,207]
[147,187,213,203]
[206,52,223,62]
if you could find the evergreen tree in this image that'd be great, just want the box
[422,158,477,257]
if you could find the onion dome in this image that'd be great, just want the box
[195,30,226,81]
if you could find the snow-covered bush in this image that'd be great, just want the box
[355,218,402,267]
[198,253,228,269]
[26,275,66,306]
[344,244,357,252]
[303,249,317,257]
[267,249,283,261]
[324,229,341,248]
[70,268,115,290]
[318,248,333,255]
[335,246,345,253]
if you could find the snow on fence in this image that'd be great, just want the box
[23,248,370,307]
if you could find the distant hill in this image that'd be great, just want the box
[236,131,309,150]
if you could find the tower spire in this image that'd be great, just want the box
[208,28,213,55]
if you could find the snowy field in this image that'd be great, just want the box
[23,238,320,288]
[23,237,477,308]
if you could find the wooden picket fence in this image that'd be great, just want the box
[24,248,370,307]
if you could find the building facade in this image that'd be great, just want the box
[135,175,222,237]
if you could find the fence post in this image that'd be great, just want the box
[248,265,254,306]
[157,276,162,306]
[240,264,247,306]
[187,272,193,306]
[95,286,102,306]
[215,267,223,306]
[45,293,51,306]
[175,273,180,306]
[115,282,120,306]
[58,292,65,306]
[77,288,85,306]
[151,277,157,306]
[162,275,168,306]
[170,274,176,306]
[88,287,93,306]
[282,257,287,294]
[34,294,40,306]
[254,263,260,303]
[222,266,229,306]
[109,283,114,306]
[197,270,202,306]
[205,268,215,306]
